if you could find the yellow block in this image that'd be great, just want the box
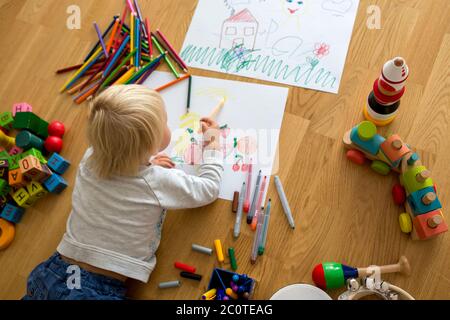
[12,188,31,208]
[27,181,48,201]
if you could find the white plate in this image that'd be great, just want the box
[270,284,332,300]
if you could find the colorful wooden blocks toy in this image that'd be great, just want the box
[21,148,47,164]
[0,203,25,223]
[344,121,447,240]
[26,181,48,201]
[0,112,15,130]
[19,155,47,181]
[12,102,33,117]
[15,131,45,151]
[9,169,26,188]
[12,112,48,139]
[0,159,8,180]
[43,173,68,194]
[47,153,70,175]
[0,178,10,196]
[8,146,23,156]
[8,154,21,170]
[12,187,33,208]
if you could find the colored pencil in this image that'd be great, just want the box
[67,72,103,95]
[135,15,141,68]
[104,35,130,77]
[84,16,118,62]
[187,75,192,113]
[151,36,180,78]
[156,29,188,72]
[114,6,128,51]
[106,18,120,53]
[79,59,108,92]
[126,0,136,15]
[56,64,83,74]
[93,22,109,58]
[145,18,152,58]
[155,73,190,92]
[113,67,136,85]
[60,47,103,92]
[121,25,149,50]
[137,59,161,85]
[74,79,102,104]
[126,53,165,84]
[130,13,135,66]
[133,0,148,39]
[100,48,137,89]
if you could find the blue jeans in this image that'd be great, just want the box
[22,253,127,300]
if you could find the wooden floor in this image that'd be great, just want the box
[0,0,449,300]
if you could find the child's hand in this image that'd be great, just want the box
[200,117,221,150]
[150,153,175,169]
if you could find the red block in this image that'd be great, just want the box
[413,210,448,240]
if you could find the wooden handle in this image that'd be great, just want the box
[358,256,411,277]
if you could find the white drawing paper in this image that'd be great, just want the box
[180,0,360,94]
[144,71,288,201]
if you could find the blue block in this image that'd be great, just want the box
[1,203,25,223]
[407,186,442,216]
[47,153,71,175]
[43,173,68,194]
[350,127,385,156]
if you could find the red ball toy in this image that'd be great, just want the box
[48,121,65,138]
[44,136,63,153]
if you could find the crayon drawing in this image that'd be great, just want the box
[181,0,360,94]
[144,71,288,201]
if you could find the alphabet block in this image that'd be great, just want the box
[43,173,68,194]
[12,102,33,117]
[20,148,46,164]
[0,203,25,223]
[8,154,21,170]
[0,178,10,196]
[0,159,8,180]
[407,186,442,216]
[47,153,71,175]
[8,169,26,188]
[12,187,33,208]
[8,146,23,156]
[19,155,47,181]
[26,181,48,201]
[0,112,14,130]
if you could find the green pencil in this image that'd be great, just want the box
[100,49,137,89]
[187,75,192,114]
[151,36,180,78]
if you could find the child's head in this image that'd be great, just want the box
[87,85,171,178]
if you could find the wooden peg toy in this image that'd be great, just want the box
[312,256,411,290]
[344,122,447,240]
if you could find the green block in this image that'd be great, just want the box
[0,112,14,130]
[0,151,9,159]
[36,120,49,139]
[401,165,434,194]
[8,154,21,170]
[12,112,41,133]
[20,148,47,164]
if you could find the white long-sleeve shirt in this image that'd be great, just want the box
[57,148,223,282]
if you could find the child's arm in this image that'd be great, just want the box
[145,117,224,209]
[145,149,223,209]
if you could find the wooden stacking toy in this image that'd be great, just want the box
[312,256,411,290]
[363,57,408,126]
[0,105,70,250]
[343,121,447,240]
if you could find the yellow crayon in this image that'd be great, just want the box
[214,239,224,263]
[113,67,136,85]
[202,288,217,300]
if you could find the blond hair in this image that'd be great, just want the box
[87,85,165,178]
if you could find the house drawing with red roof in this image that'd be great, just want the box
[219,9,259,50]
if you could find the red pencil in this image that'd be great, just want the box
[156,29,188,72]
[115,5,129,51]
[145,18,153,58]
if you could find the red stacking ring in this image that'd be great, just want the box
[378,77,398,92]
[373,79,405,104]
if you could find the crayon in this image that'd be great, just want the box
[274,176,295,229]
[228,247,238,271]
[192,244,213,255]
[202,289,217,300]
[174,261,196,273]
[158,281,180,289]
[180,272,202,281]
[214,239,224,263]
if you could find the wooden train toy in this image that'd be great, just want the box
[343,120,447,240]
[0,104,70,250]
